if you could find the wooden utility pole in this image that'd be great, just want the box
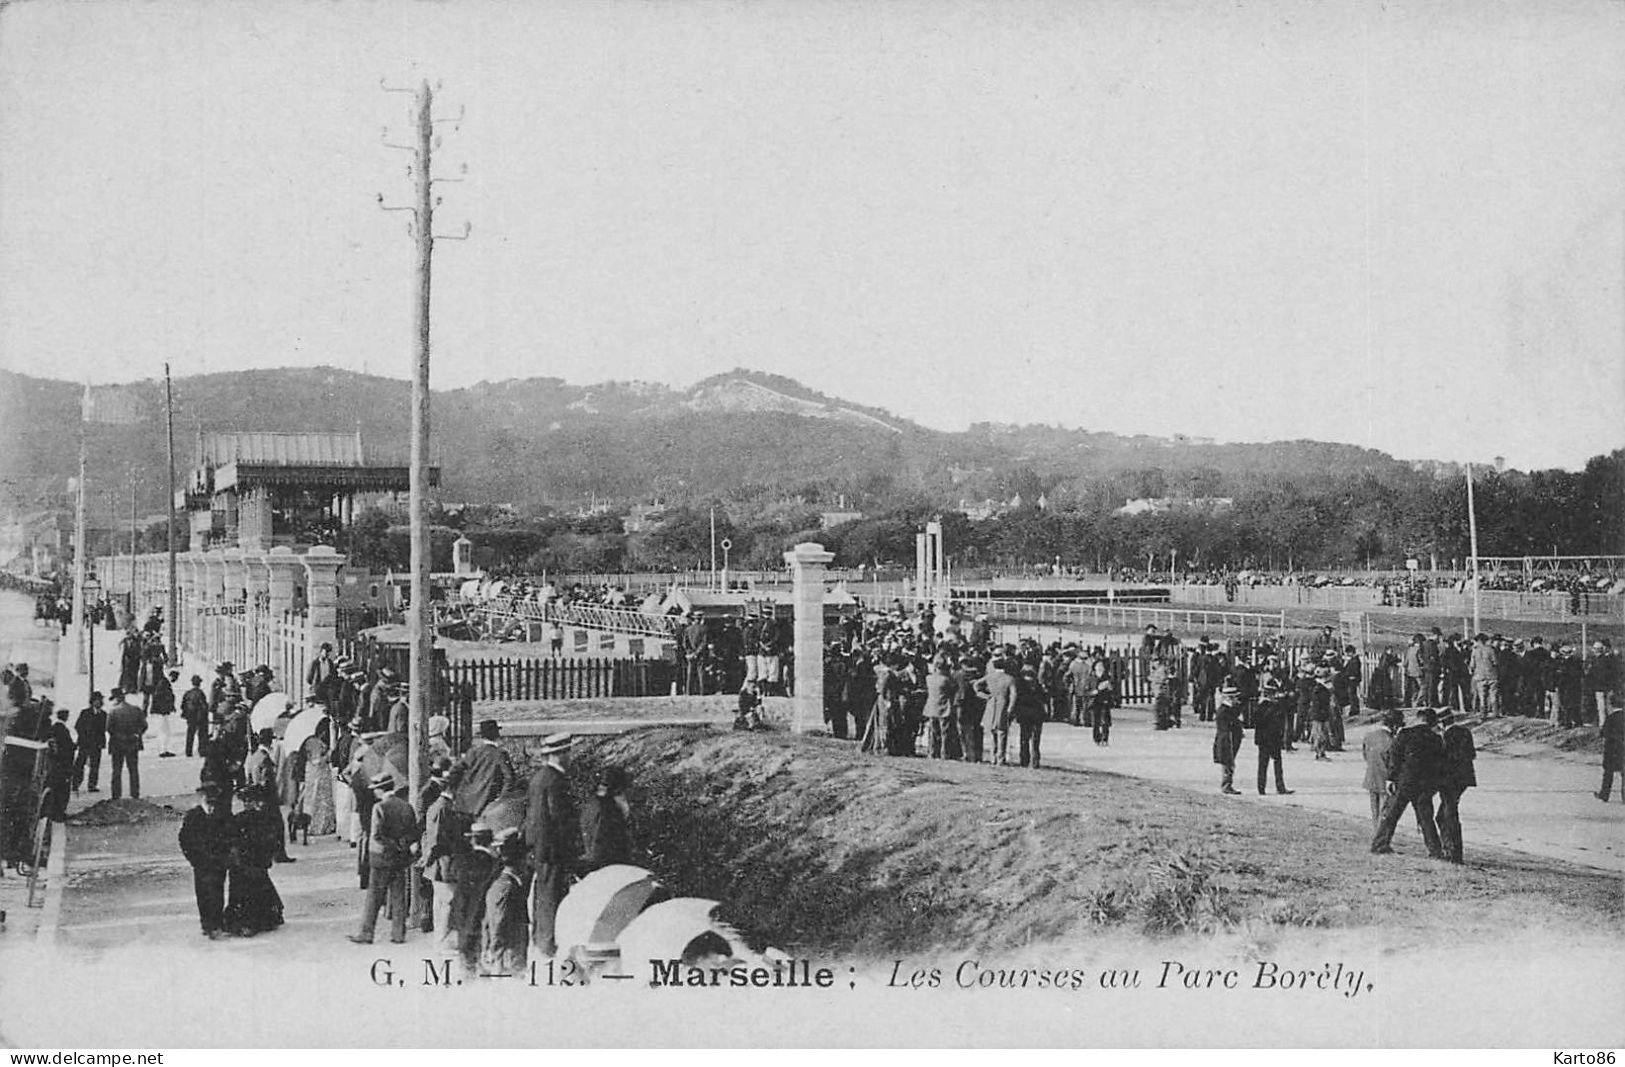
[128,473,137,604]
[1466,462,1482,635]
[381,76,466,824]
[165,364,178,663]
[408,78,435,819]
[72,383,89,669]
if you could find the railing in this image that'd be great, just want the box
[1166,581,1625,621]
[444,656,677,703]
[885,594,1287,642]
[440,598,683,640]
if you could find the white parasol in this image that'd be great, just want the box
[250,691,295,733]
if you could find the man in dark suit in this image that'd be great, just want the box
[105,688,147,800]
[306,643,339,707]
[178,782,234,938]
[1436,708,1476,864]
[1371,707,1444,857]
[525,732,579,957]
[1212,685,1244,795]
[446,718,518,819]
[1252,678,1293,796]
[73,691,108,793]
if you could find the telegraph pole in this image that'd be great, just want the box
[1466,462,1482,635]
[165,364,178,663]
[72,383,89,670]
[380,77,468,822]
[408,79,435,820]
[128,473,137,605]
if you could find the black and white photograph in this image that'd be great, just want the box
[1,0,1622,1050]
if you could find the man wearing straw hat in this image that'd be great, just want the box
[525,732,579,957]
[349,770,419,945]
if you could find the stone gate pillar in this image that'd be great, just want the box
[244,553,270,613]
[266,546,299,618]
[221,549,247,608]
[302,545,345,658]
[202,552,225,606]
[784,541,835,735]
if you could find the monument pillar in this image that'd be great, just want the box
[784,541,835,735]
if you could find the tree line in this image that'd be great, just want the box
[327,449,1621,576]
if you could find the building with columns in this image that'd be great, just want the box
[179,431,438,551]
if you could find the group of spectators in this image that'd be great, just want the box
[678,610,794,698]
[1395,629,1620,726]
[804,603,1116,768]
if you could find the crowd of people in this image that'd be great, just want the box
[164,642,641,975]
[1393,628,1620,726]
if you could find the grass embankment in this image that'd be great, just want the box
[545,727,1624,958]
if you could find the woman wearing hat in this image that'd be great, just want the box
[226,787,285,937]
[580,765,636,872]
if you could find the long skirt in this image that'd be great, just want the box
[225,866,284,935]
[299,766,337,837]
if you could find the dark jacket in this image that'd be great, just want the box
[1213,702,1244,765]
[580,795,633,871]
[180,687,209,724]
[447,741,518,817]
[105,700,147,755]
[1600,709,1622,773]
[1252,697,1286,752]
[1387,724,1445,795]
[74,707,108,752]
[1440,723,1476,791]
[179,804,234,870]
[524,763,580,869]
[148,676,176,716]
[420,791,466,881]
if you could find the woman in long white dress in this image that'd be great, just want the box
[297,717,337,837]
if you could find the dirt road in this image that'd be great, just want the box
[1038,703,1625,872]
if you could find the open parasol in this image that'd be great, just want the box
[555,865,670,956]
[250,691,295,733]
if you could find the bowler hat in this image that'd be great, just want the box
[478,718,501,740]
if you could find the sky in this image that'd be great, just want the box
[1,0,1622,471]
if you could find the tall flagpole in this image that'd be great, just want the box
[1465,462,1481,635]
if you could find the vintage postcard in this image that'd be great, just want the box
[1,0,1622,1050]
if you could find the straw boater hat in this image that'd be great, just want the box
[536,732,574,756]
[369,771,397,792]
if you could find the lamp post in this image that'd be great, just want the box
[82,572,102,693]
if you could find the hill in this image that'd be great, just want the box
[0,364,1447,516]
